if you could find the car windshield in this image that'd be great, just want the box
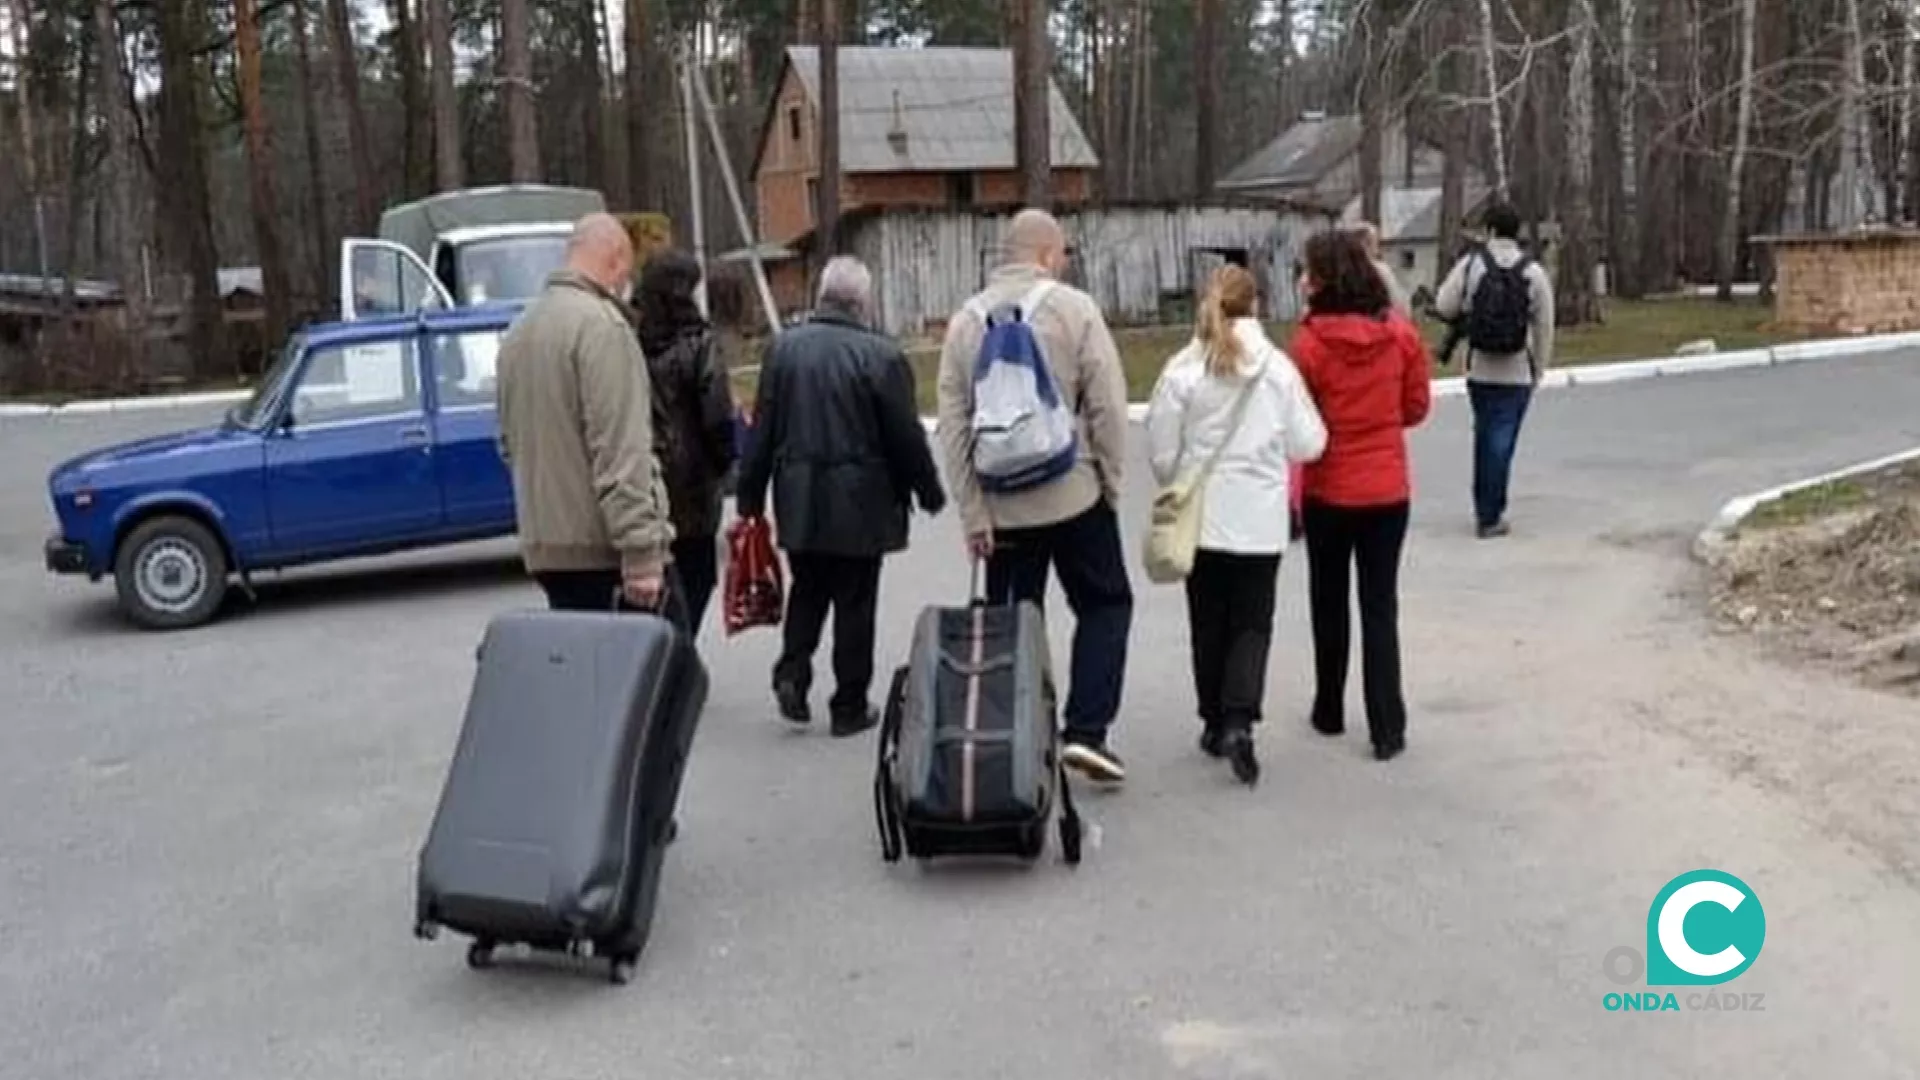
[456,235,570,305]
[229,334,306,428]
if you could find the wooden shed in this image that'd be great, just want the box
[766,202,1335,340]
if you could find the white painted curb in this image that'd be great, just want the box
[1691,445,1920,564]
[6,326,1918,422]
[0,387,250,419]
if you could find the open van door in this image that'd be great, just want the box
[340,238,454,321]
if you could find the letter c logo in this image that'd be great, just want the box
[1645,870,1766,986]
[1658,880,1748,977]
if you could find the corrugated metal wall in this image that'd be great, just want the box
[852,204,1332,339]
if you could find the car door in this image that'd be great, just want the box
[340,239,454,322]
[264,333,445,557]
[425,326,517,532]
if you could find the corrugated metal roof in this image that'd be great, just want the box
[784,46,1100,173]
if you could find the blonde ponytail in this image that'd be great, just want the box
[1197,265,1258,377]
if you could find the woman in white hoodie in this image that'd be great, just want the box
[1147,266,1328,785]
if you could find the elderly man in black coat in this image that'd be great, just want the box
[737,256,946,737]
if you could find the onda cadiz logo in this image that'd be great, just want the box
[1602,870,1767,1013]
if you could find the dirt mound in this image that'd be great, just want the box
[1711,464,1920,694]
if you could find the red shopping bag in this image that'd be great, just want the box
[724,515,785,636]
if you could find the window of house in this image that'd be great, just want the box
[807,178,819,212]
[1400,250,1417,271]
[945,172,973,205]
[787,107,802,142]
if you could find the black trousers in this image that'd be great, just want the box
[985,501,1134,746]
[535,566,692,635]
[1184,549,1282,731]
[1302,500,1410,748]
[774,552,883,719]
[671,536,719,638]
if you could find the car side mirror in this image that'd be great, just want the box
[278,410,297,435]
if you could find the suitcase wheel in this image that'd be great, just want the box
[609,956,637,985]
[466,940,498,970]
[1059,815,1083,867]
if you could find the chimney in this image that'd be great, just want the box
[887,89,909,155]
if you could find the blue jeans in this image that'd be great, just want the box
[1468,382,1534,528]
[985,501,1134,747]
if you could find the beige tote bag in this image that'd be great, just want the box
[1143,364,1263,585]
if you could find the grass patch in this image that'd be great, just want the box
[730,297,1797,414]
[1743,478,1872,531]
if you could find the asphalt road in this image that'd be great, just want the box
[3,352,1919,1079]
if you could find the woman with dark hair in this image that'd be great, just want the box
[635,250,738,637]
[1288,230,1432,762]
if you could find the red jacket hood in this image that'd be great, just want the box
[1300,313,1403,357]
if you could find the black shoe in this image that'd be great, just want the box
[831,706,880,739]
[1310,709,1345,737]
[1199,723,1227,758]
[1372,739,1405,762]
[775,679,811,725]
[1062,740,1127,783]
[1476,520,1511,540]
[1222,729,1260,786]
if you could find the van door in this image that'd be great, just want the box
[340,239,455,321]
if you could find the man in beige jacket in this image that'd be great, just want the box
[936,209,1134,784]
[497,213,677,615]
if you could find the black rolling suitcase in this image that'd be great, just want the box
[873,569,1083,866]
[414,609,708,984]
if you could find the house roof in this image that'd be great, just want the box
[1217,113,1364,193]
[772,46,1100,175]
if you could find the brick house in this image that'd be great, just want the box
[751,45,1101,261]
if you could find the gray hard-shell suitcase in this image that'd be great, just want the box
[414,609,708,983]
[873,577,1082,865]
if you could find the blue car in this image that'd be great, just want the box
[44,305,525,629]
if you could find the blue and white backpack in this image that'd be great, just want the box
[968,282,1078,493]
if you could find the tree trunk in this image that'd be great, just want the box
[1438,3,1469,289]
[1193,0,1219,197]
[1476,0,1511,201]
[577,0,605,191]
[1560,0,1601,325]
[95,0,150,334]
[425,0,463,191]
[290,0,334,302]
[1011,0,1052,207]
[60,15,93,323]
[235,0,293,348]
[154,0,228,377]
[1124,0,1148,197]
[1835,0,1878,228]
[1905,0,1920,223]
[502,0,540,182]
[389,0,429,199]
[1274,0,1291,121]
[1611,0,1643,296]
[816,0,841,262]
[324,0,380,233]
[1716,0,1758,299]
[7,0,48,282]
[624,0,652,208]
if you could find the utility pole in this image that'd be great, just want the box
[678,39,707,315]
[692,59,780,333]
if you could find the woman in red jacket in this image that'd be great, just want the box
[1288,230,1433,761]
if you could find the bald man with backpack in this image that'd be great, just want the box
[1434,203,1556,539]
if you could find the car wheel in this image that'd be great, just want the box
[113,516,229,630]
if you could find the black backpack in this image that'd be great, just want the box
[1465,251,1534,356]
